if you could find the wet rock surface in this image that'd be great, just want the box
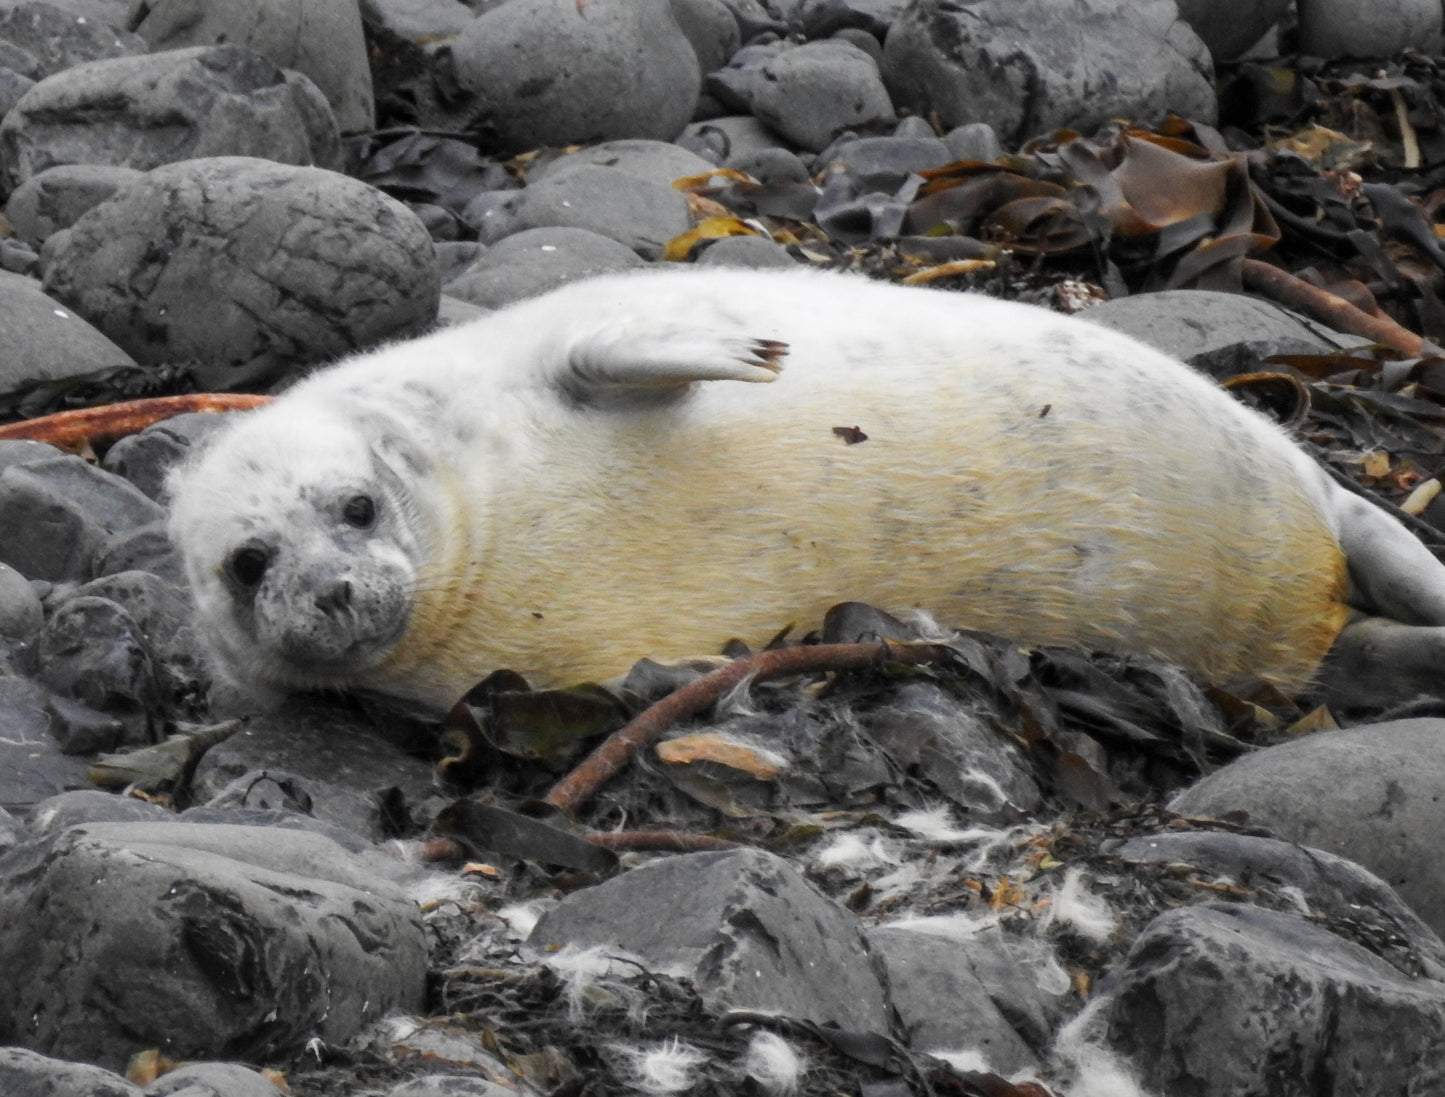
[0,1,1444,1095]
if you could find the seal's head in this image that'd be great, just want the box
[167,407,431,699]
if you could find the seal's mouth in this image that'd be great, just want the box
[271,612,411,682]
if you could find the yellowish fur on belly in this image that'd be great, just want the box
[376,361,1351,700]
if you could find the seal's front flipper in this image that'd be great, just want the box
[1320,614,1445,710]
[562,324,787,403]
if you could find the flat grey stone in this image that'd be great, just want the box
[0,676,94,813]
[128,0,375,133]
[40,156,439,385]
[192,696,439,841]
[530,847,892,1033]
[1110,828,1445,974]
[0,44,341,193]
[0,1047,141,1097]
[0,454,162,582]
[510,163,692,259]
[448,0,701,153]
[445,226,643,310]
[883,0,1215,147]
[0,820,427,1070]
[1171,718,1445,941]
[868,925,1039,1071]
[1080,288,1360,369]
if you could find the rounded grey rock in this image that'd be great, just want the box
[0,560,41,638]
[0,44,342,194]
[883,0,1215,147]
[510,162,692,259]
[36,594,161,744]
[679,113,786,162]
[751,39,895,152]
[1174,0,1291,62]
[0,1,146,78]
[128,0,375,133]
[669,0,742,73]
[535,138,715,187]
[448,0,701,153]
[1297,0,1442,58]
[943,121,1004,163]
[357,0,475,42]
[142,1060,281,1097]
[445,226,643,309]
[0,1048,141,1097]
[40,156,440,384]
[5,163,144,248]
[0,270,135,390]
[1171,718,1445,941]
[695,233,798,268]
[102,410,235,502]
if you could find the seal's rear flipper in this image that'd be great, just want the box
[562,326,787,402]
[1320,614,1445,710]
[1335,492,1445,625]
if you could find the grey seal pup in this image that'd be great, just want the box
[167,267,1445,711]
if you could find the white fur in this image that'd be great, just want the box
[612,1037,709,1094]
[1042,869,1118,944]
[740,1031,805,1094]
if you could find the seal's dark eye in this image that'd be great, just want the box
[227,545,270,588]
[342,494,376,529]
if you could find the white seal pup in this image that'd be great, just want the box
[166,266,1445,712]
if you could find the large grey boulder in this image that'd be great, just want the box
[1094,903,1445,1094]
[0,44,341,193]
[0,821,427,1070]
[127,0,375,133]
[40,156,439,385]
[882,0,1216,147]
[447,0,701,153]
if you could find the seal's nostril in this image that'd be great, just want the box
[315,580,352,615]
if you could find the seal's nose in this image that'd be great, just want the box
[314,579,352,616]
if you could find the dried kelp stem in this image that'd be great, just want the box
[1240,258,1439,357]
[0,393,274,447]
[585,830,740,852]
[543,641,952,814]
